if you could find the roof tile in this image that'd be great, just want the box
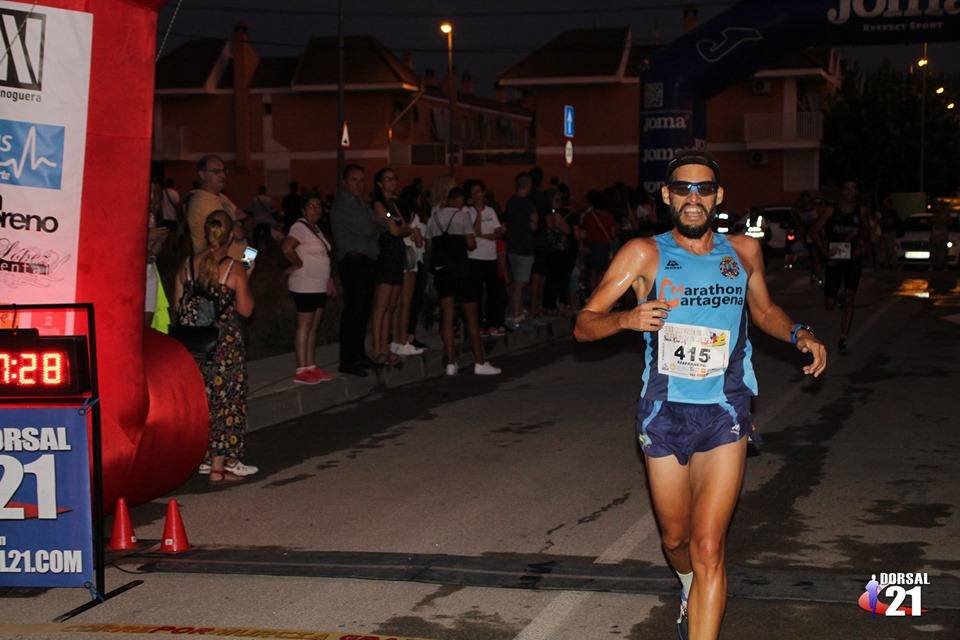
[156,39,226,90]
[500,28,629,82]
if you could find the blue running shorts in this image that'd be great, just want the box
[637,396,751,465]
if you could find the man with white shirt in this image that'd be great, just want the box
[464,179,508,336]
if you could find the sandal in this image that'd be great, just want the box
[209,469,244,484]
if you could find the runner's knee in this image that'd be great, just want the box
[661,532,690,554]
[690,535,725,570]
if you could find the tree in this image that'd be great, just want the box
[821,60,960,200]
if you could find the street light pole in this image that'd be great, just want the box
[919,42,927,195]
[337,0,345,184]
[441,22,455,177]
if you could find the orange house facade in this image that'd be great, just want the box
[154,22,840,213]
[152,26,534,207]
[498,27,841,212]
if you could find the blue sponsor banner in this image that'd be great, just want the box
[640,0,960,190]
[563,105,575,138]
[0,118,65,190]
[0,407,94,588]
[640,107,696,195]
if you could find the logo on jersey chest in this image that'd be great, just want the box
[719,256,741,279]
[659,277,745,309]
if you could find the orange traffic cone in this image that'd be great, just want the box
[159,499,190,553]
[107,497,137,551]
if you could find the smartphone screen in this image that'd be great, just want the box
[242,246,258,269]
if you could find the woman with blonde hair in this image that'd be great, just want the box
[175,209,256,484]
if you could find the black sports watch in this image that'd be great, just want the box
[791,323,814,345]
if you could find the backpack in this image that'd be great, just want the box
[179,256,220,327]
[429,210,468,278]
[169,257,230,361]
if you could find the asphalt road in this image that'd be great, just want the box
[2,266,959,640]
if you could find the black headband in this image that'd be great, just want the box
[665,150,720,183]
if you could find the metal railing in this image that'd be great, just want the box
[744,111,823,143]
[389,141,534,166]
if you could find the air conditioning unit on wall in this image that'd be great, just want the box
[751,79,772,95]
[748,150,770,166]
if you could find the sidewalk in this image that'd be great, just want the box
[245,316,575,432]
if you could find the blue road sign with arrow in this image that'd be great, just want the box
[564,105,574,138]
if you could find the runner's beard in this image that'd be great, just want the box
[671,203,715,239]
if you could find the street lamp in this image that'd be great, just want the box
[919,43,928,194]
[936,86,945,94]
[440,21,455,176]
[949,102,956,110]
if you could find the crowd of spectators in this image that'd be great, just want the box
[147,155,677,483]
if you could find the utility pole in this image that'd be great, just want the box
[441,22,455,177]
[919,42,928,195]
[336,0,345,184]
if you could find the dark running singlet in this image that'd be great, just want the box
[824,207,862,262]
[641,231,758,404]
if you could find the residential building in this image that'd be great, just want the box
[152,25,534,208]
[498,26,841,212]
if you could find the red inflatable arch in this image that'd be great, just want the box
[30,0,208,507]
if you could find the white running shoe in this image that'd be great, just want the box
[225,460,259,476]
[198,462,211,475]
[445,364,458,376]
[394,342,425,356]
[474,361,502,375]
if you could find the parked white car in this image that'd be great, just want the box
[897,212,960,267]
[758,206,793,250]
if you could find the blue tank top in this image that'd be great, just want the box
[641,231,757,404]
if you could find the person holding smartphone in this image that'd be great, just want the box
[282,195,336,384]
[370,168,409,367]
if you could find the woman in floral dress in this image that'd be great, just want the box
[174,209,256,483]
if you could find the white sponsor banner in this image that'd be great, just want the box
[0,1,92,313]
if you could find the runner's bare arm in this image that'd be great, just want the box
[731,236,827,377]
[574,238,669,342]
[811,206,832,257]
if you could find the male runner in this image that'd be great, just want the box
[812,179,870,353]
[574,150,826,640]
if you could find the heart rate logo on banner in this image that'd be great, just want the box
[0,118,64,190]
[0,8,46,92]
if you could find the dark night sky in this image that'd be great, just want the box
[156,1,960,97]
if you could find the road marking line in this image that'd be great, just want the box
[596,509,661,565]
[512,510,659,639]
[0,622,436,640]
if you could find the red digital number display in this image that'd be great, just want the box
[0,332,88,397]
[0,350,70,387]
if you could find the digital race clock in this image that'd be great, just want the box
[0,329,91,397]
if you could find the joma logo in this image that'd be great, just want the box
[0,9,45,91]
[827,0,960,26]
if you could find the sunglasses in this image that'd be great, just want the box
[667,180,719,197]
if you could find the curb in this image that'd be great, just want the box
[246,316,575,432]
